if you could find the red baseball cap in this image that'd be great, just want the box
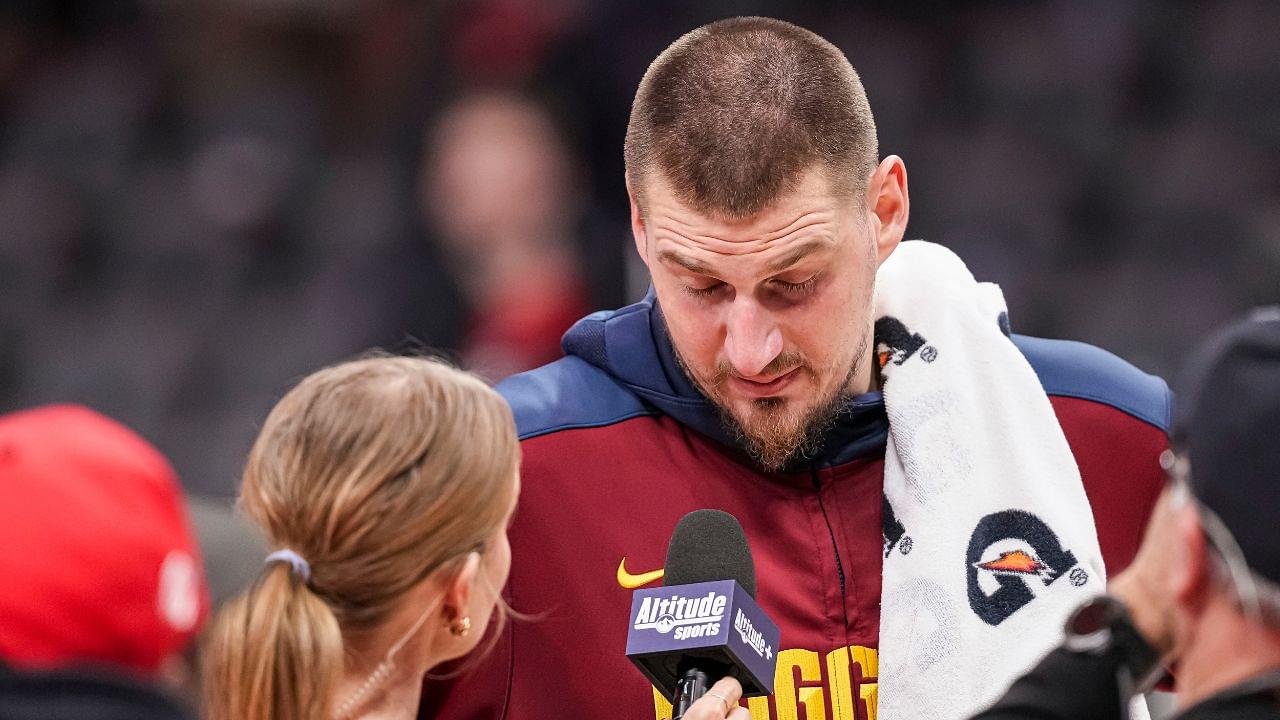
[0,404,208,677]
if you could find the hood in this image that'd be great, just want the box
[561,290,888,472]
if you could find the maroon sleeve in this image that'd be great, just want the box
[1050,396,1169,576]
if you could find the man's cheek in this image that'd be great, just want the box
[672,318,721,363]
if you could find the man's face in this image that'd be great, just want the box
[632,166,897,470]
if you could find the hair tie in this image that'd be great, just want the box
[264,548,311,582]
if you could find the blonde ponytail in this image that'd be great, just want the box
[204,562,344,720]
[200,356,518,720]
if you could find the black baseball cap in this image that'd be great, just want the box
[1174,307,1280,586]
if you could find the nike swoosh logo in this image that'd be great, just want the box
[617,557,664,589]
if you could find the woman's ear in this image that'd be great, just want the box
[443,552,481,623]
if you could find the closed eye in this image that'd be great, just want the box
[681,281,726,299]
[771,274,820,295]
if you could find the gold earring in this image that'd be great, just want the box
[449,616,471,637]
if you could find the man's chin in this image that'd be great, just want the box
[727,392,793,414]
[722,397,816,472]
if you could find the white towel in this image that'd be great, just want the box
[873,241,1142,719]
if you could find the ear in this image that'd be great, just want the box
[1168,502,1213,608]
[443,552,482,624]
[866,155,909,266]
[627,180,651,270]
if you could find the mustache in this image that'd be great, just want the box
[706,351,809,387]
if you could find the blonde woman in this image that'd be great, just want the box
[201,357,518,720]
[200,356,749,720]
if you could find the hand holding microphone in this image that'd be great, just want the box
[682,676,751,720]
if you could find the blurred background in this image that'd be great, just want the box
[1,0,1277,499]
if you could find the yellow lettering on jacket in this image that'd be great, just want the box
[825,647,856,720]
[851,646,878,720]
[774,649,826,720]
[748,695,772,718]
[649,645,878,720]
[654,689,672,720]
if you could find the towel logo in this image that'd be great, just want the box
[874,316,938,368]
[966,510,1084,626]
[882,497,913,557]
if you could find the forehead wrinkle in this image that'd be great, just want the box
[656,247,716,275]
[654,231,836,283]
[755,210,837,243]
[764,238,832,272]
[653,212,838,259]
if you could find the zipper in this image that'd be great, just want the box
[811,466,848,614]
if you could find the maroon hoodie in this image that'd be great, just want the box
[421,293,1171,720]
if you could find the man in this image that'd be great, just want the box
[422,17,1170,720]
[0,405,208,720]
[973,308,1280,720]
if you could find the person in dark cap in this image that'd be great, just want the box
[972,307,1280,720]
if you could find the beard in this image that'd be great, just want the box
[674,334,868,472]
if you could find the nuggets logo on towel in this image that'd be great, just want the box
[965,510,1086,626]
[881,497,912,558]
[874,316,938,368]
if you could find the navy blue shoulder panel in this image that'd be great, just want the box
[1011,334,1173,433]
[495,356,655,441]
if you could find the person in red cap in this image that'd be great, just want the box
[0,404,208,720]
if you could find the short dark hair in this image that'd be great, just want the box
[624,16,878,219]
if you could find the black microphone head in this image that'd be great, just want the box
[663,509,756,598]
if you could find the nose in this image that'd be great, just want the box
[723,298,783,377]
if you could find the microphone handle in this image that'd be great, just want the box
[672,667,712,720]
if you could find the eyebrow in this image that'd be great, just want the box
[657,239,830,277]
[765,239,829,273]
[656,249,716,276]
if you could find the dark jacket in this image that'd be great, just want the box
[974,648,1280,719]
[422,292,1172,720]
[0,664,191,720]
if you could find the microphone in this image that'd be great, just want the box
[625,510,780,719]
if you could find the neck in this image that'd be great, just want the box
[856,355,879,395]
[1175,598,1280,709]
[333,627,447,720]
[850,329,879,396]
[335,669,425,720]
